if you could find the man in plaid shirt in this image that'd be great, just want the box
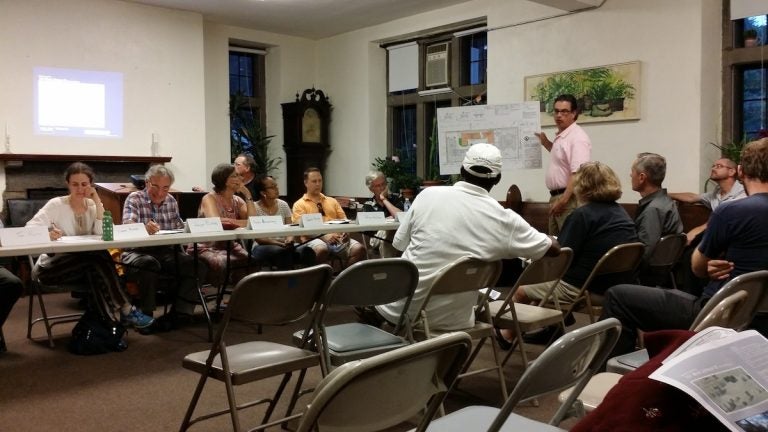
[121,165,206,325]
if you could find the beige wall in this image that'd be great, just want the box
[0,0,206,190]
[1,0,723,204]
[314,0,722,201]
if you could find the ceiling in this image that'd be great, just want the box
[123,0,476,40]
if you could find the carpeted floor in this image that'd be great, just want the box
[0,292,585,431]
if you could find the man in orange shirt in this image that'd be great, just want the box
[292,167,366,266]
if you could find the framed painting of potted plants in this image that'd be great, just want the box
[524,61,641,126]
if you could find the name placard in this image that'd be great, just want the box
[300,213,323,228]
[248,215,284,231]
[186,217,224,233]
[0,226,51,247]
[356,211,386,226]
[113,223,150,241]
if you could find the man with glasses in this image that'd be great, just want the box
[601,139,768,357]
[670,158,746,243]
[361,171,404,257]
[121,165,206,329]
[535,94,592,235]
[291,167,366,266]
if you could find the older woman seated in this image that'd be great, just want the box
[27,162,154,330]
[498,161,639,346]
[189,163,258,286]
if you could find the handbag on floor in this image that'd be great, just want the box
[68,310,128,355]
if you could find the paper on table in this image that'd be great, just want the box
[156,229,185,235]
[57,235,102,243]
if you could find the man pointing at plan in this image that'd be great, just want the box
[536,94,592,236]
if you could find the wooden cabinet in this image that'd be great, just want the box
[95,183,205,224]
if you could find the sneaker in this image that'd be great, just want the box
[121,307,155,329]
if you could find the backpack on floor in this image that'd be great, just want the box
[68,310,128,355]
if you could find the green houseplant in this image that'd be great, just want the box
[230,92,280,175]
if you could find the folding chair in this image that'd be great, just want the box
[559,242,645,323]
[295,332,473,432]
[566,271,768,420]
[310,258,419,375]
[26,254,110,348]
[422,318,622,432]
[487,248,573,370]
[641,233,687,288]
[608,269,768,374]
[179,264,333,432]
[413,257,508,400]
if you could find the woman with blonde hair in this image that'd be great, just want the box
[498,161,639,346]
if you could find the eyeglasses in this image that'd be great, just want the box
[148,182,171,192]
[712,163,734,169]
[553,109,573,115]
[370,180,387,188]
[316,202,325,216]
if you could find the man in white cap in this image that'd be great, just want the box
[372,143,560,331]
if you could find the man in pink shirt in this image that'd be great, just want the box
[536,94,592,235]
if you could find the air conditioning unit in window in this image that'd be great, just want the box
[425,43,449,87]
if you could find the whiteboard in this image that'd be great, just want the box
[437,102,542,175]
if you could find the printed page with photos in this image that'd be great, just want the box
[650,328,768,432]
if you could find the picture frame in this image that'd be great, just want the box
[524,61,641,126]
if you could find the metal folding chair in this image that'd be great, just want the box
[296,332,473,432]
[179,264,333,432]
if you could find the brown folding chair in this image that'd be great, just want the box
[642,233,687,288]
[412,257,508,400]
[559,243,645,323]
[179,264,333,432]
[295,332,473,432]
[487,248,574,370]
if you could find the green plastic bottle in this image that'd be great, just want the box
[102,210,114,241]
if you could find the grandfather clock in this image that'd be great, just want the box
[282,88,332,203]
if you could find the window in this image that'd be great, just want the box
[724,13,768,142]
[229,48,266,158]
[462,32,488,86]
[385,26,488,183]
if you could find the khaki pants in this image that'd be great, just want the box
[547,193,577,236]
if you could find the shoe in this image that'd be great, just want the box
[494,327,514,351]
[120,307,155,329]
[522,325,564,345]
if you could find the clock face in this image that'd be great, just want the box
[302,108,322,143]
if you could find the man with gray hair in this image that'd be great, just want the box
[360,171,404,258]
[630,152,683,262]
[122,165,205,329]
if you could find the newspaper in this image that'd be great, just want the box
[649,327,768,431]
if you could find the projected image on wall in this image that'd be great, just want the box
[34,67,123,138]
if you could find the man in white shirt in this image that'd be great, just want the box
[375,143,560,331]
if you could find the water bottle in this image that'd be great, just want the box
[102,210,114,241]
[403,198,411,212]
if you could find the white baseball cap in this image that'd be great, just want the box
[462,143,502,178]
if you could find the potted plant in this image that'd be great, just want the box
[423,117,445,187]
[395,171,422,199]
[745,29,759,47]
[230,92,280,175]
[711,136,748,164]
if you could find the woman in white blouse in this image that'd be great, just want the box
[27,162,153,329]
[251,174,296,269]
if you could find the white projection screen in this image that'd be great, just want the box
[33,67,123,138]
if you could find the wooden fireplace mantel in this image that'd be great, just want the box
[0,153,171,163]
